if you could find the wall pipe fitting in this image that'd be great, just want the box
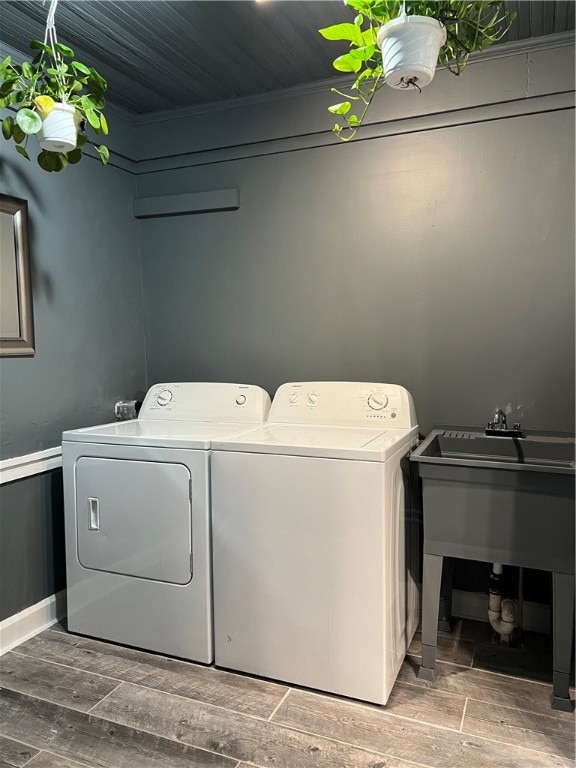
[488,563,517,637]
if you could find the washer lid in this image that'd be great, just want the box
[211,423,417,461]
[62,420,264,449]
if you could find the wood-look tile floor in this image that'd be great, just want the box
[1,619,574,768]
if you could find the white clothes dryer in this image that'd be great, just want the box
[63,382,270,663]
[211,381,419,704]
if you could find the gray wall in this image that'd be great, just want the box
[0,471,64,620]
[137,42,575,435]
[0,91,146,618]
[0,134,145,458]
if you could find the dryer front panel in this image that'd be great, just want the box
[75,457,192,585]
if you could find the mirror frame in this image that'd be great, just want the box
[0,194,35,356]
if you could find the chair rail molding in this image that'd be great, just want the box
[0,447,62,485]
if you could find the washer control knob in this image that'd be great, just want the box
[156,389,173,406]
[236,394,247,406]
[367,394,387,410]
[289,393,300,404]
[307,393,318,405]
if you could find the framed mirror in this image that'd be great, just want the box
[0,194,35,356]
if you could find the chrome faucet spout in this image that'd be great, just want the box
[492,408,507,430]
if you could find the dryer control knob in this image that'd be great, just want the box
[368,394,387,410]
[236,394,247,406]
[156,389,173,406]
[307,393,318,405]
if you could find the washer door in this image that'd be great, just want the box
[75,457,192,585]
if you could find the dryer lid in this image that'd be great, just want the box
[62,420,264,449]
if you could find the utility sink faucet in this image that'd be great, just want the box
[491,408,507,430]
[485,408,522,437]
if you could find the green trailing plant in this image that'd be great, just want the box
[320,0,516,141]
[0,39,109,172]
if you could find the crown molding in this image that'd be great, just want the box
[136,91,574,176]
[135,31,575,127]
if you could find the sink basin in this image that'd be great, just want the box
[412,429,575,474]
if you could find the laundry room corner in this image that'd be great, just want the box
[0,2,574,763]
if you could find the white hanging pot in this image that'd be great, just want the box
[377,14,447,90]
[37,101,77,152]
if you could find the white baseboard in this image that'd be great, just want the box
[452,589,551,634]
[0,590,66,655]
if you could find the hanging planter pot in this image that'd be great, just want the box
[37,102,77,153]
[320,1,516,141]
[0,0,109,171]
[377,14,447,91]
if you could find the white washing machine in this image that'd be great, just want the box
[63,382,270,663]
[211,381,420,704]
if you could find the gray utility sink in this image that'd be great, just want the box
[411,426,575,712]
[414,428,575,473]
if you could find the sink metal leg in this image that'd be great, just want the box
[438,556,454,632]
[418,552,443,683]
[551,571,575,712]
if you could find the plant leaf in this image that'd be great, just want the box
[319,23,364,46]
[10,91,26,106]
[344,0,373,11]
[21,61,33,79]
[88,68,107,91]
[99,113,109,136]
[71,60,91,75]
[54,152,68,171]
[55,42,75,57]
[2,116,14,140]
[333,53,362,74]
[15,144,30,160]
[12,124,25,143]
[34,95,55,116]
[37,150,57,172]
[30,40,52,53]
[362,28,378,45]
[349,44,376,61]
[16,108,42,135]
[85,107,100,130]
[66,147,83,164]
[0,80,15,97]
[328,101,352,115]
[96,144,109,166]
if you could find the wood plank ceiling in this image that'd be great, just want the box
[0,1,574,114]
